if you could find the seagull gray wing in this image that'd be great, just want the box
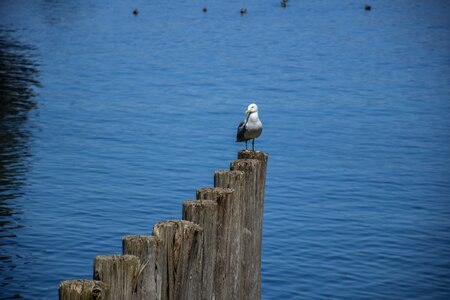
[236,119,247,142]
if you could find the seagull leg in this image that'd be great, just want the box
[245,140,248,150]
[252,139,255,151]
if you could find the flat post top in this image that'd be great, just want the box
[237,150,268,162]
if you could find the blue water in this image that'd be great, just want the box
[1,0,450,299]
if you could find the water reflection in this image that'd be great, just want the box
[0,29,40,298]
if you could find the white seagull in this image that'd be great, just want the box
[236,103,263,151]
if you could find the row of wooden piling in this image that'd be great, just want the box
[59,150,268,300]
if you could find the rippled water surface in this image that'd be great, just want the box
[1,0,450,299]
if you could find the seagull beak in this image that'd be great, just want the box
[245,109,251,114]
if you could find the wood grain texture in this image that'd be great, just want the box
[196,187,237,300]
[59,280,108,300]
[182,200,217,300]
[231,150,268,300]
[122,235,161,300]
[153,220,203,300]
[93,255,139,300]
[213,170,245,300]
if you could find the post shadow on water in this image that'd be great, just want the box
[0,29,40,299]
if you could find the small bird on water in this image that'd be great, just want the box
[236,103,263,151]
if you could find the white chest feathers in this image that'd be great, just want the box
[245,112,263,139]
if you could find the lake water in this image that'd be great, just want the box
[1,0,450,299]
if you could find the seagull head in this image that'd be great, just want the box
[245,103,258,114]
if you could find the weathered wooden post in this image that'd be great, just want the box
[213,170,245,299]
[59,280,109,300]
[231,150,268,300]
[153,220,203,300]
[93,255,140,300]
[195,187,238,300]
[59,151,268,300]
[182,200,217,300]
[122,235,161,300]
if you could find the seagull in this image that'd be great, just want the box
[236,103,263,151]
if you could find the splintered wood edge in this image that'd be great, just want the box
[153,220,203,237]
[183,199,217,207]
[230,159,259,171]
[237,150,269,160]
[59,279,106,289]
[122,235,156,242]
[215,170,245,176]
[197,187,235,195]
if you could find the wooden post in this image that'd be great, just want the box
[122,235,161,300]
[182,200,217,300]
[237,151,269,209]
[93,255,140,300]
[153,220,203,300]
[59,280,108,300]
[231,150,268,300]
[213,170,245,299]
[196,187,238,300]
